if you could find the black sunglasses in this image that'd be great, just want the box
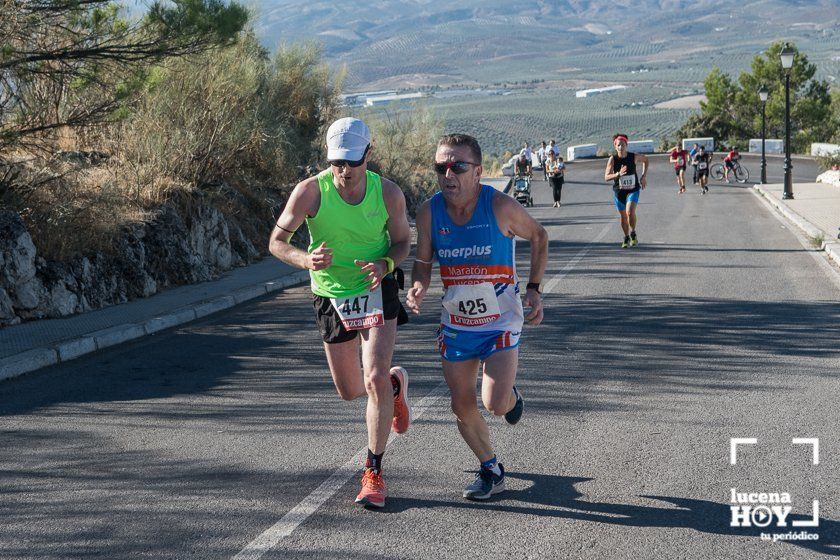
[433,161,479,175]
[328,145,369,168]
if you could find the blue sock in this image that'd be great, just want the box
[480,456,502,476]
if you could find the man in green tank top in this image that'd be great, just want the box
[269,118,412,509]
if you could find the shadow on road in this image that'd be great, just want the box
[0,293,343,420]
[0,426,386,559]
[383,471,840,556]
[538,293,840,362]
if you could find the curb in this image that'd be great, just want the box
[824,241,840,268]
[752,184,823,238]
[753,184,840,267]
[0,269,311,383]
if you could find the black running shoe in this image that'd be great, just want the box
[463,463,505,500]
[504,386,524,425]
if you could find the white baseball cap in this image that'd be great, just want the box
[326,117,371,161]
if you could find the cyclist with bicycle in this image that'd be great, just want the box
[723,146,740,183]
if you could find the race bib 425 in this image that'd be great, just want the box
[442,283,501,327]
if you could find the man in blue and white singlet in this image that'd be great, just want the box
[407,134,548,501]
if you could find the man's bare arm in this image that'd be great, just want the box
[637,154,650,188]
[605,156,619,181]
[355,178,412,290]
[381,178,411,268]
[495,193,548,325]
[268,177,329,271]
[496,194,548,285]
[407,200,433,314]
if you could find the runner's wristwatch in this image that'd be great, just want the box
[526,282,541,293]
[380,256,395,274]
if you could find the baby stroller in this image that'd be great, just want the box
[513,176,533,207]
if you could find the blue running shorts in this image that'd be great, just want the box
[436,324,521,362]
[614,189,640,212]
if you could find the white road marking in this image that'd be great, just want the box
[542,222,613,294]
[792,437,820,465]
[729,437,757,465]
[232,382,449,560]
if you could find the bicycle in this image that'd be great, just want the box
[711,161,750,183]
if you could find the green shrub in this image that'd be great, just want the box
[114,36,341,198]
[816,153,840,171]
[360,104,443,216]
[658,136,676,152]
[6,35,343,260]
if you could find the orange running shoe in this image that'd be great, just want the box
[355,468,386,508]
[390,366,412,434]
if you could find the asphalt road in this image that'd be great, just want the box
[2,154,840,559]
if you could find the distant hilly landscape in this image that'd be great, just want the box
[254,0,840,90]
[244,0,840,155]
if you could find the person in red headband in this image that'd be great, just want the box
[670,140,689,194]
[604,133,649,248]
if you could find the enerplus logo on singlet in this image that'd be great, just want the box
[437,245,492,260]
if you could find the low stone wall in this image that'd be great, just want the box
[748,139,784,154]
[811,143,840,157]
[566,144,598,161]
[682,137,714,151]
[627,140,655,154]
[0,202,261,327]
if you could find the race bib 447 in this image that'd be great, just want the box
[330,288,384,330]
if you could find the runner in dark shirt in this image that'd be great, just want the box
[604,133,649,248]
[693,145,712,194]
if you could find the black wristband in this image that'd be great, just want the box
[526,282,541,293]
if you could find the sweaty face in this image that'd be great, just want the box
[330,154,367,190]
[435,144,481,203]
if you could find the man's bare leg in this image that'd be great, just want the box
[480,348,519,416]
[323,337,365,401]
[360,319,397,455]
[443,358,493,462]
[619,211,630,236]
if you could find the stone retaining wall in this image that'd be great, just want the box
[0,202,261,327]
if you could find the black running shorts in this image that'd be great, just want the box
[313,273,408,344]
